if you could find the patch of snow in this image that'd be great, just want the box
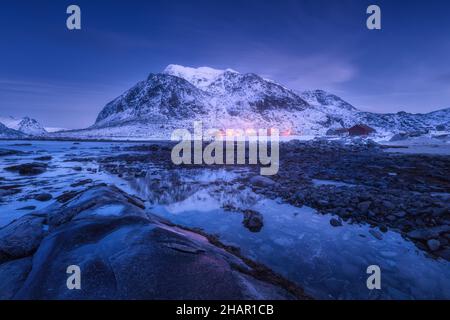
[163,64,239,89]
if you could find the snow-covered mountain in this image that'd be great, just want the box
[52,64,450,140]
[69,65,321,139]
[358,109,450,135]
[0,116,47,136]
[0,122,26,139]
[163,65,238,90]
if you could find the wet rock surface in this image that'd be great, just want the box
[4,163,47,176]
[33,156,52,161]
[96,140,450,261]
[0,185,306,300]
[263,140,450,261]
[1,139,449,299]
[34,193,53,202]
[242,209,264,233]
[0,149,26,157]
[0,214,46,264]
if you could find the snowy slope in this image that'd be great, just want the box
[163,64,238,90]
[0,116,47,136]
[88,66,315,136]
[0,122,27,139]
[358,109,450,134]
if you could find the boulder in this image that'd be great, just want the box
[357,201,372,213]
[369,229,383,240]
[330,218,342,227]
[34,193,53,202]
[70,179,93,188]
[1,185,304,300]
[427,239,441,252]
[249,176,277,188]
[4,163,47,176]
[390,133,408,142]
[0,214,46,264]
[0,257,33,299]
[242,210,264,233]
[407,225,450,241]
[33,156,52,161]
[0,149,26,157]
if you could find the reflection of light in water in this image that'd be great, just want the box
[129,168,246,206]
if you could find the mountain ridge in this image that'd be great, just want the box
[37,65,450,139]
[0,116,47,136]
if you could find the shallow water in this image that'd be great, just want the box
[1,140,450,300]
[134,169,450,300]
[0,140,129,226]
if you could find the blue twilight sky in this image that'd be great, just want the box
[1,0,450,129]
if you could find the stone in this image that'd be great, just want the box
[0,149,25,157]
[437,249,450,261]
[330,218,342,227]
[390,133,408,142]
[427,239,440,252]
[0,215,46,264]
[70,179,93,188]
[33,156,52,161]
[393,211,407,218]
[34,193,52,202]
[382,200,395,210]
[242,210,264,233]
[369,229,383,240]
[1,185,304,300]
[4,163,47,176]
[0,257,33,299]
[249,176,277,188]
[407,225,450,240]
[16,206,37,211]
[357,201,372,213]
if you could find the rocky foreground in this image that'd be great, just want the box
[269,140,450,261]
[96,140,450,262]
[1,138,449,299]
[0,184,307,300]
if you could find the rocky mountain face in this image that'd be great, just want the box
[0,122,26,139]
[0,116,47,136]
[59,65,449,139]
[92,65,312,136]
[359,108,450,135]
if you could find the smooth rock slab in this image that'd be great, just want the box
[1,185,302,300]
[0,214,46,264]
[0,257,32,299]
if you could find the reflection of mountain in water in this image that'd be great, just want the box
[129,168,261,209]
[128,168,265,233]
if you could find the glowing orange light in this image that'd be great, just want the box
[226,129,234,137]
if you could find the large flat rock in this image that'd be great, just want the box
[0,185,306,300]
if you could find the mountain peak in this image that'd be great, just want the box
[0,116,47,136]
[163,64,239,89]
[0,121,26,138]
[300,90,357,111]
